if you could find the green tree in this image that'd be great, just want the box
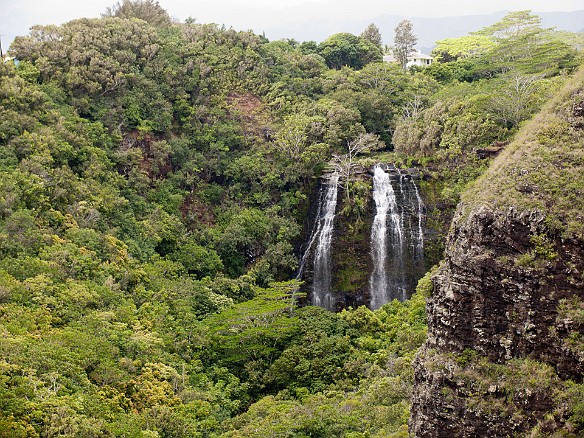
[394,19,417,70]
[360,23,383,50]
[487,73,546,128]
[104,0,172,27]
[319,33,382,70]
[473,10,541,39]
[273,112,329,178]
[265,306,354,392]
[169,242,223,279]
[468,11,577,77]
[432,35,496,62]
[203,282,303,393]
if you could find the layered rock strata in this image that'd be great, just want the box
[411,66,584,436]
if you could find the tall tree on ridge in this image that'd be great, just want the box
[104,0,171,27]
[360,23,383,51]
[394,19,417,70]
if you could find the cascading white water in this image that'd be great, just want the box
[411,181,425,260]
[396,168,407,243]
[369,165,404,310]
[299,166,425,312]
[312,172,339,311]
[368,165,426,309]
[398,168,425,262]
[296,186,324,281]
[370,166,391,309]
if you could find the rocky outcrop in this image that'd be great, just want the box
[410,206,584,436]
[410,66,584,437]
[426,206,583,376]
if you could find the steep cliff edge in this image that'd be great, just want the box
[410,66,584,436]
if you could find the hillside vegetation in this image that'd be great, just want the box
[411,64,584,437]
[463,65,584,239]
[0,2,582,436]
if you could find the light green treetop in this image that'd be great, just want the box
[473,10,542,39]
[432,35,496,61]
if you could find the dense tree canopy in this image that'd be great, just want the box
[432,35,496,62]
[104,0,172,27]
[0,4,582,436]
[318,32,382,70]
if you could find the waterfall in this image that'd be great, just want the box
[370,165,404,309]
[296,185,324,281]
[298,165,425,312]
[370,166,390,310]
[369,165,425,309]
[311,172,339,311]
[411,180,425,260]
[398,168,425,261]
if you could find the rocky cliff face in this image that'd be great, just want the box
[411,207,584,436]
[425,206,583,376]
[410,67,584,436]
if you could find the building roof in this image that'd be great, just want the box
[409,51,433,60]
[383,51,433,61]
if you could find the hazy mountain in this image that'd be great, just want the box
[260,10,584,50]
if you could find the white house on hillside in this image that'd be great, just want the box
[406,51,433,68]
[383,50,433,68]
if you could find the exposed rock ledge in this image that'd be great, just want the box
[410,205,584,436]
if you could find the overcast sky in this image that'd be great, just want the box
[1,0,582,50]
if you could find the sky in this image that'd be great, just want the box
[1,0,583,50]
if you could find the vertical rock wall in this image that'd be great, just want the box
[410,206,584,436]
[410,67,584,436]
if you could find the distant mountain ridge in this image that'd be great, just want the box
[261,10,584,50]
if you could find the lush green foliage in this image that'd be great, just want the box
[0,4,582,436]
[222,288,428,437]
[463,63,584,239]
[319,33,382,70]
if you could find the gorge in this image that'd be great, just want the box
[1,4,583,436]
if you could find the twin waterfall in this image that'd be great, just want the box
[299,165,425,311]
[369,165,425,309]
[370,165,402,310]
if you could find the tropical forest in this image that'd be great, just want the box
[0,1,583,436]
